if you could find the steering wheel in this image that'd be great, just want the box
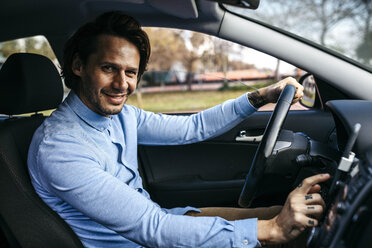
[238,84,296,207]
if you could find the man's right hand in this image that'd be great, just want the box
[257,173,330,245]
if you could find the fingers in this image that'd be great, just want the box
[304,193,326,210]
[276,77,304,104]
[308,184,321,194]
[296,174,328,211]
[278,76,298,87]
[292,90,304,104]
[304,193,322,204]
[261,77,305,104]
[291,175,328,221]
[271,174,329,243]
[305,205,324,219]
[306,216,318,227]
[292,213,319,228]
[296,173,330,194]
[290,192,325,213]
[278,77,302,90]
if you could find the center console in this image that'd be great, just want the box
[307,151,372,248]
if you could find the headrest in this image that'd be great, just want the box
[0,53,63,115]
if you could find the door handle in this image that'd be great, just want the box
[235,130,263,142]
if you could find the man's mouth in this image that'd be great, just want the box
[102,91,128,105]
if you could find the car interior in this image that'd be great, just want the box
[0,0,372,248]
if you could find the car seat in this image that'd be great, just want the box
[0,53,84,247]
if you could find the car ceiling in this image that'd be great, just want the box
[0,0,223,42]
[0,0,227,61]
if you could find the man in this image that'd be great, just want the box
[28,11,328,248]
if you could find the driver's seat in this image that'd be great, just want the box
[0,53,84,247]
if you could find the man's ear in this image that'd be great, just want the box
[72,54,83,76]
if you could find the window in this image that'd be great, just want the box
[0,35,58,66]
[127,27,306,113]
[225,1,372,71]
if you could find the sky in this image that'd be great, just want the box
[238,47,297,74]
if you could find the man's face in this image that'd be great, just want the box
[72,34,140,117]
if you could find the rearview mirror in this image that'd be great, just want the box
[299,74,316,108]
[209,0,260,9]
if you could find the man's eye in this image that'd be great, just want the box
[102,65,115,72]
[126,71,137,76]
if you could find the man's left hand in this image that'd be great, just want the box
[248,77,304,108]
[259,77,304,104]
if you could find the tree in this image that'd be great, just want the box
[357,30,372,65]
[144,27,188,72]
[228,60,254,71]
[249,0,361,46]
[304,0,361,45]
[356,0,372,66]
[182,31,207,90]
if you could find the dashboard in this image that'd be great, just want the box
[307,100,372,248]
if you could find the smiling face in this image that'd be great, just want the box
[72,34,140,117]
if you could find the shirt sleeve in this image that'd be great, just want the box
[35,133,260,248]
[136,93,257,145]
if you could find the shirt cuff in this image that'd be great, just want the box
[233,218,261,248]
[235,93,258,118]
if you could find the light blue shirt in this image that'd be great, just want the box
[28,91,260,248]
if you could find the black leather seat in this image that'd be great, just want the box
[0,53,84,247]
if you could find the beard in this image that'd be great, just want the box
[79,82,132,117]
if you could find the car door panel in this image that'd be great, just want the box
[139,142,256,208]
[139,109,335,208]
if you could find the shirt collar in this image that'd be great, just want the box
[65,90,112,132]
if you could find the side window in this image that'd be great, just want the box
[127,27,307,113]
[0,35,58,67]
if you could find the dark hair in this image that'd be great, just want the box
[61,11,151,91]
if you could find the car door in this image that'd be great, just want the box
[138,106,335,209]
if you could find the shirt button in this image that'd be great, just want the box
[243,240,248,245]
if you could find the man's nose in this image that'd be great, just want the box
[114,70,129,90]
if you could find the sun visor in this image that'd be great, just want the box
[148,0,198,19]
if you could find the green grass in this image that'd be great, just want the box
[127,89,251,113]
[218,81,274,91]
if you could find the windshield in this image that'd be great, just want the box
[225,0,372,71]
